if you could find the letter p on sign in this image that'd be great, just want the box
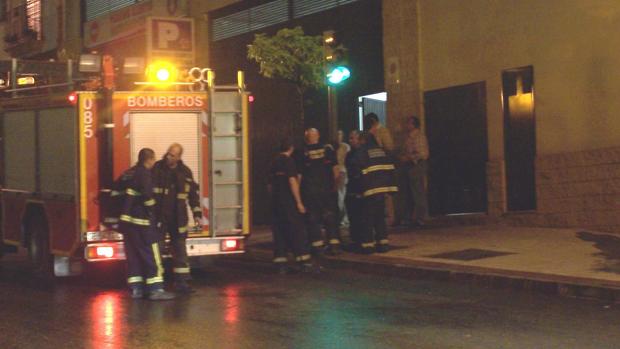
[157,21,180,49]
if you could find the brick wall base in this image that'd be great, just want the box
[430,147,620,234]
[532,146,620,234]
[487,160,506,218]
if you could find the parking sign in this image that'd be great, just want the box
[147,17,195,69]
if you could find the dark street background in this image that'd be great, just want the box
[1,255,620,349]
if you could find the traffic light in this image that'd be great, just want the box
[322,30,350,85]
[323,30,337,63]
[327,66,351,85]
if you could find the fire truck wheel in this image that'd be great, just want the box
[27,221,54,278]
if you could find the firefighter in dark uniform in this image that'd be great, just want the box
[268,138,314,273]
[344,130,366,251]
[152,143,202,293]
[295,128,342,255]
[359,130,398,254]
[116,148,175,300]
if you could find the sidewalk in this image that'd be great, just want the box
[245,224,620,302]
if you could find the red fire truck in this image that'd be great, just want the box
[0,59,250,277]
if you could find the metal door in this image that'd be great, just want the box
[424,82,488,215]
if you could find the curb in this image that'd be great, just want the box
[243,243,620,303]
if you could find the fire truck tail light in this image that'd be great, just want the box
[97,246,114,258]
[221,239,242,252]
[68,92,77,104]
[85,243,124,261]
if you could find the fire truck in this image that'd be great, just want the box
[0,59,250,277]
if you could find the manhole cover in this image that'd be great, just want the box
[426,248,514,261]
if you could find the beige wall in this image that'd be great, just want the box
[417,0,620,158]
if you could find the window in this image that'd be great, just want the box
[85,0,138,22]
[211,0,360,42]
[292,0,358,18]
[249,0,289,31]
[6,0,40,41]
[212,0,288,41]
[26,0,41,38]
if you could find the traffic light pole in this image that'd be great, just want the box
[327,85,338,143]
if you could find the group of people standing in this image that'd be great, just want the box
[114,143,201,300]
[268,112,429,272]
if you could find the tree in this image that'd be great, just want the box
[247,26,325,123]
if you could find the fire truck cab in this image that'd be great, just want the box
[0,59,250,277]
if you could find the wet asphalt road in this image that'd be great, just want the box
[1,255,620,349]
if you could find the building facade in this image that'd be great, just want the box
[384,0,620,233]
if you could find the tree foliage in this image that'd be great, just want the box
[247,26,325,94]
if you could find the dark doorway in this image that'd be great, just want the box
[424,82,488,215]
[502,66,536,211]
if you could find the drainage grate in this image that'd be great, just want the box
[251,241,410,251]
[426,248,515,261]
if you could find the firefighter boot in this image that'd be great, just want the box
[325,243,342,256]
[148,289,176,301]
[175,279,195,294]
[299,262,323,274]
[130,286,144,299]
[277,264,291,275]
[375,244,390,253]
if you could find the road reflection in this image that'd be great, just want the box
[224,285,240,324]
[90,291,125,349]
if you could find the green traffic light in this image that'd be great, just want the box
[327,66,351,85]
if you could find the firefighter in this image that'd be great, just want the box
[295,128,342,255]
[152,143,202,293]
[344,130,366,251]
[359,130,398,254]
[268,138,314,274]
[117,148,175,300]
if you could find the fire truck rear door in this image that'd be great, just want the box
[129,112,201,227]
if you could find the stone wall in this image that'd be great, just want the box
[534,147,620,234]
[382,0,422,144]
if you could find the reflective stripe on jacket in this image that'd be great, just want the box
[152,159,201,229]
[115,165,156,227]
[360,136,398,197]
